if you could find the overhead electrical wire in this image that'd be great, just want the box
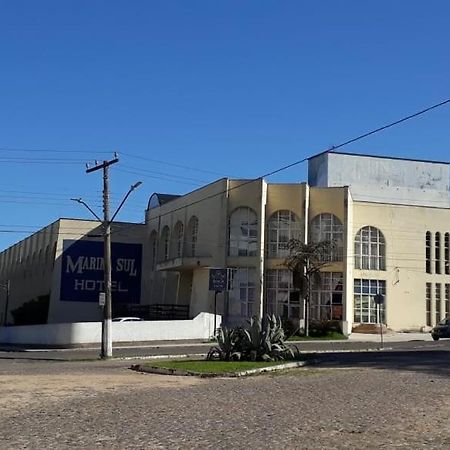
[147,98,450,219]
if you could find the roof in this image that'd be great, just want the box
[308,150,449,166]
[147,193,181,210]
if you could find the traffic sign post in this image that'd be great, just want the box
[374,293,385,349]
[209,269,228,336]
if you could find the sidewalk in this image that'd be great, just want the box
[348,331,432,343]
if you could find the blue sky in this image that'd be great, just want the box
[0,1,449,250]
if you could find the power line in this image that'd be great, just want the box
[147,97,450,220]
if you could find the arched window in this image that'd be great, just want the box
[435,232,441,274]
[160,226,170,261]
[426,231,432,274]
[186,216,199,257]
[267,210,302,258]
[228,207,258,256]
[310,213,343,261]
[354,226,385,270]
[173,221,184,258]
[149,230,158,269]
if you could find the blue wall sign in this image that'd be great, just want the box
[60,240,142,303]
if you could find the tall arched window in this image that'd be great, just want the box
[149,230,157,269]
[228,207,258,256]
[435,232,441,274]
[310,213,343,261]
[267,210,302,258]
[186,216,199,257]
[354,226,385,270]
[173,221,184,258]
[160,226,170,261]
[426,231,432,274]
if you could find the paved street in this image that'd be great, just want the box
[0,332,438,361]
[0,342,449,449]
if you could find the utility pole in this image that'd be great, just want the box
[86,157,118,359]
[1,280,10,326]
[73,155,142,359]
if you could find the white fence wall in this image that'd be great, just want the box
[0,312,221,347]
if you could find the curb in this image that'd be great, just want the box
[130,360,312,378]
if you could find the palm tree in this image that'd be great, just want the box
[284,239,335,336]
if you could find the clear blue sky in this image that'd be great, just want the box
[0,1,449,250]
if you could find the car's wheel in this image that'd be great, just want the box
[432,335,439,341]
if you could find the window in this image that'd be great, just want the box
[426,283,432,327]
[435,232,441,274]
[267,210,302,258]
[354,279,386,324]
[310,272,343,321]
[228,207,258,256]
[436,283,441,324]
[445,284,449,317]
[426,231,432,274]
[186,216,199,257]
[445,233,449,275]
[149,231,157,269]
[265,269,300,319]
[310,214,343,261]
[227,268,257,319]
[160,226,170,261]
[173,222,184,258]
[354,226,386,270]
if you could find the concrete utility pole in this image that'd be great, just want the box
[73,155,142,359]
[1,280,10,326]
[86,157,118,359]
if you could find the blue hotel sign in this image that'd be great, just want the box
[60,240,142,303]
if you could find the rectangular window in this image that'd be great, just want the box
[426,283,432,327]
[354,279,386,324]
[435,283,441,324]
[445,284,449,317]
[445,233,449,275]
[425,232,432,274]
[265,269,299,319]
[227,268,257,320]
[310,272,343,321]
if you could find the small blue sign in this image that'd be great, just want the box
[209,268,227,292]
[60,240,142,303]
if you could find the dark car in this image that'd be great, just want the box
[431,317,450,341]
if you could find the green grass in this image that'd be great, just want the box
[144,359,288,374]
[288,331,347,341]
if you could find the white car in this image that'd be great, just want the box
[112,317,144,322]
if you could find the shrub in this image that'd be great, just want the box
[207,315,299,362]
[309,319,341,337]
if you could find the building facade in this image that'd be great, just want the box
[146,151,450,333]
[1,151,449,333]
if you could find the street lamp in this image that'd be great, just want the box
[72,178,142,359]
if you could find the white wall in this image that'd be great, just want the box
[0,312,221,347]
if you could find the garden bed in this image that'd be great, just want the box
[130,359,309,378]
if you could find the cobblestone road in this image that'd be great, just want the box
[0,353,449,449]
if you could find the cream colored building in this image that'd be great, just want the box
[146,151,450,334]
[1,151,449,334]
[0,219,145,325]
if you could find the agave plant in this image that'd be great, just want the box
[241,315,295,362]
[206,315,298,362]
[206,326,242,361]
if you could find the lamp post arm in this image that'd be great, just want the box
[109,182,142,224]
[71,198,102,223]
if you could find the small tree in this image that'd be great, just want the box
[284,239,335,336]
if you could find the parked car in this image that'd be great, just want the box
[112,317,144,322]
[431,317,450,341]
